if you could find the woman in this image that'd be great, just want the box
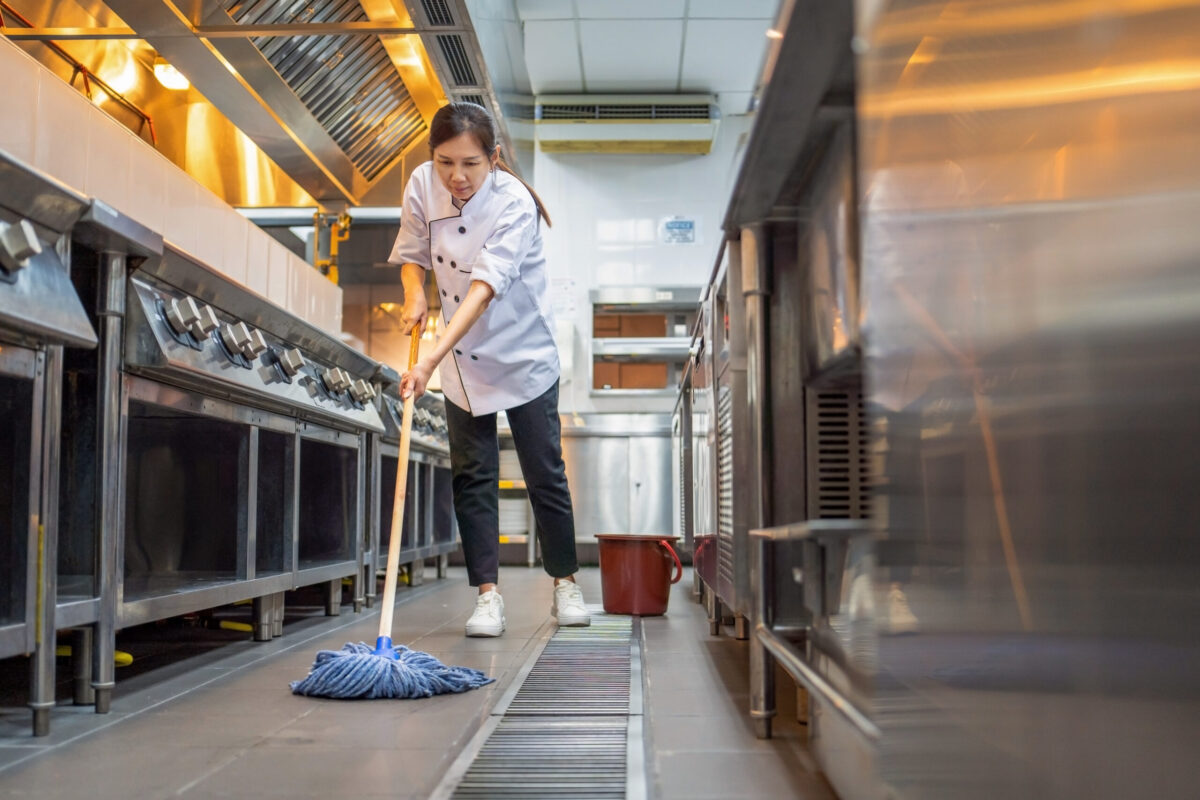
[389,102,590,637]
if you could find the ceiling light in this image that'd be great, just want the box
[766,28,783,40]
[153,57,190,90]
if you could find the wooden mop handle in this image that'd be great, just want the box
[378,327,422,639]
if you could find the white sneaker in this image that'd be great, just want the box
[465,590,505,637]
[551,581,591,627]
[886,585,919,635]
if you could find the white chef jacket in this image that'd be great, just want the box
[388,161,560,416]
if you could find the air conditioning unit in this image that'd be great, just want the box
[533,95,720,155]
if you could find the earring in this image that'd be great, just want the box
[491,166,497,188]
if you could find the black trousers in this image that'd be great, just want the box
[445,380,579,586]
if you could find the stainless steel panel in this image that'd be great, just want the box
[627,436,672,535]
[590,337,692,362]
[0,148,88,234]
[116,572,295,628]
[589,286,704,311]
[858,1,1200,797]
[140,246,380,381]
[800,124,860,379]
[0,160,98,350]
[562,436,628,537]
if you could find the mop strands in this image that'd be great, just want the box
[290,329,493,700]
[289,638,492,699]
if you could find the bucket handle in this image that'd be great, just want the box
[659,540,683,584]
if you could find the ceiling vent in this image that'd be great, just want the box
[533,95,720,155]
[420,0,456,26]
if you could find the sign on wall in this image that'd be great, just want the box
[660,216,697,244]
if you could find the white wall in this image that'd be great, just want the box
[534,114,753,414]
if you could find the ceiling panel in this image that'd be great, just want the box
[579,19,685,92]
[575,0,687,19]
[524,19,584,93]
[680,19,774,93]
[687,0,779,18]
[714,91,753,116]
[514,0,575,20]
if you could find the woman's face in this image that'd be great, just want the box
[433,132,498,202]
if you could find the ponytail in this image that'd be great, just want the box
[496,157,552,227]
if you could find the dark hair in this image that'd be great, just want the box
[429,102,551,227]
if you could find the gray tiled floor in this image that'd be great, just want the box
[0,566,833,799]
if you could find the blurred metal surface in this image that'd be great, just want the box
[858,1,1200,797]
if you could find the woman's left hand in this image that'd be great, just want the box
[400,358,434,400]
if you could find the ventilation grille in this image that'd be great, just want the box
[539,104,712,121]
[421,0,455,26]
[223,0,426,181]
[806,389,872,519]
[456,93,486,107]
[437,34,477,86]
[450,613,634,799]
[506,618,632,716]
[453,718,627,798]
[716,384,735,586]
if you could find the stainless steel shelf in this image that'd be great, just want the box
[589,286,703,311]
[591,337,692,361]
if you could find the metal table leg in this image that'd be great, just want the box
[72,627,95,705]
[31,347,58,736]
[272,592,284,638]
[94,251,126,715]
[324,579,341,616]
[252,595,272,641]
[750,536,776,739]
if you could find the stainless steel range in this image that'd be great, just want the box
[0,149,98,736]
[59,229,387,716]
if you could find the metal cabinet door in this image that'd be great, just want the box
[562,436,628,537]
[628,436,672,535]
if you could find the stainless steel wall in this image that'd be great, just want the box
[857,1,1200,797]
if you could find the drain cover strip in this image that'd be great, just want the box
[435,610,645,799]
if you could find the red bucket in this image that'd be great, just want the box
[595,534,683,616]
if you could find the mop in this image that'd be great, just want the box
[290,328,493,699]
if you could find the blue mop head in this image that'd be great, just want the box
[290,637,494,699]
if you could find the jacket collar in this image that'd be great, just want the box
[429,166,497,223]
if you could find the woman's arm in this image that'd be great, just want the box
[400,279,495,399]
[399,263,428,334]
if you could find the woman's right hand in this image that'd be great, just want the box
[401,293,427,335]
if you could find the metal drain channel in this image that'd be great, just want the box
[439,610,645,799]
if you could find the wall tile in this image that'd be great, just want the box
[244,226,271,297]
[85,114,132,216]
[33,70,91,193]
[266,240,291,309]
[220,211,249,286]
[0,41,40,164]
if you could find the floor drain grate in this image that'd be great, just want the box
[447,609,643,799]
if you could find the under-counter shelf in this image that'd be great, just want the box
[591,337,692,362]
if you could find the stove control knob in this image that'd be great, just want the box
[242,328,268,360]
[220,322,252,358]
[165,297,201,336]
[335,369,354,393]
[278,348,305,377]
[321,367,342,394]
[349,379,373,403]
[0,219,41,274]
[189,304,220,338]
